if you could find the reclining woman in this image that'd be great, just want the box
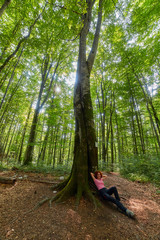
[90,171,135,218]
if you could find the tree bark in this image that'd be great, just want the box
[18,97,34,163]
[52,0,103,204]
[52,124,60,168]
[67,131,72,166]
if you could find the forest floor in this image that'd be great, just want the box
[0,170,160,240]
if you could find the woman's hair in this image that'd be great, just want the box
[94,171,102,179]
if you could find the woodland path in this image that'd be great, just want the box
[0,170,160,240]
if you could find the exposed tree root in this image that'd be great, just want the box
[50,177,70,191]
[31,197,51,211]
[50,179,101,210]
[85,189,101,209]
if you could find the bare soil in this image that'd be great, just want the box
[0,170,160,240]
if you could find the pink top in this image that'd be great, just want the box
[94,178,105,190]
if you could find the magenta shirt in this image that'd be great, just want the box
[94,178,105,190]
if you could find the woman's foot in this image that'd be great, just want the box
[126,209,135,218]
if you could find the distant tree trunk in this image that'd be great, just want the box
[96,80,107,163]
[58,130,64,165]
[53,0,103,204]
[67,131,72,166]
[141,74,160,134]
[147,102,160,149]
[105,96,114,166]
[47,126,54,165]
[95,100,101,161]
[130,66,160,135]
[37,114,46,165]
[41,126,50,163]
[18,98,34,163]
[23,56,59,165]
[1,113,15,160]
[52,124,59,168]
[0,64,12,89]
[110,115,114,171]
[130,100,138,155]
[134,101,145,154]
[127,76,145,154]
[61,131,67,163]
[0,74,23,123]
[110,90,115,171]
[114,104,121,162]
[23,108,39,165]
[6,122,18,162]
[105,122,111,164]
[0,49,24,110]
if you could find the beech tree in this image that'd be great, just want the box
[52,0,105,204]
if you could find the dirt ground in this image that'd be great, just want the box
[0,170,160,240]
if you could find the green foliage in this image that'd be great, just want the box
[99,161,120,172]
[0,163,71,176]
[120,155,160,186]
[0,0,160,183]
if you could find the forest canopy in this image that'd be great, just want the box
[0,0,160,186]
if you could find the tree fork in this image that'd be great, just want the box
[50,0,103,206]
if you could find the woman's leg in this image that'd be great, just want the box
[106,186,120,201]
[99,188,127,212]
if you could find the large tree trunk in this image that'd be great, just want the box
[52,0,103,204]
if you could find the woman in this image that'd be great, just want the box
[90,171,135,218]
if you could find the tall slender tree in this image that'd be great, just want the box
[52,0,104,204]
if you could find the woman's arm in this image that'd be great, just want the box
[102,174,107,180]
[90,172,95,181]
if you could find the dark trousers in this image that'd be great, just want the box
[99,187,127,212]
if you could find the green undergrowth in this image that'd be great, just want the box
[0,163,71,177]
[119,154,160,187]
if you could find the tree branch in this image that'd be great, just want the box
[40,61,59,109]
[0,3,46,73]
[0,0,11,18]
[87,0,103,74]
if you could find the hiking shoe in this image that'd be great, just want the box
[126,209,135,218]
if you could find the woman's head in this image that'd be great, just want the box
[94,171,102,179]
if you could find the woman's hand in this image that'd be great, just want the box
[90,172,95,180]
[102,174,107,180]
